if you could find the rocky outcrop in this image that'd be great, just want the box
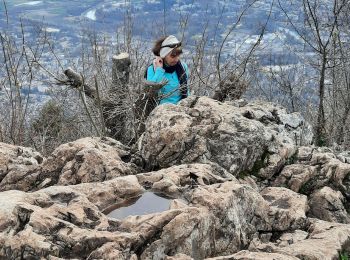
[0,137,138,192]
[243,219,350,259]
[0,142,44,192]
[38,137,138,187]
[273,146,350,225]
[338,150,350,164]
[1,97,350,259]
[0,166,270,259]
[207,251,299,260]
[140,97,312,179]
[275,219,350,259]
[261,187,309,231]
[0,175,144,259]
[308,186,350,223]
[136,163,234,197]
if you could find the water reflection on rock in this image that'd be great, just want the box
[105,192,171,219]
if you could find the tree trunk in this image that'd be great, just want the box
[314,53,327,146]
[105,53,131,142]
[64,53,132,144]
[336,106,350,145]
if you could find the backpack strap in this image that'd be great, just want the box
[177,61,188,99]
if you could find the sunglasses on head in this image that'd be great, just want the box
[170,47,183,58]
[161,42,182,49]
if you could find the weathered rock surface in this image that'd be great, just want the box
[261,187,309,231]
[137,163,234,198]
[140,96,312,179]
[40,137,138,187]
[272,146,350,225]
[0,137,138,192]
[1,98,350,260]
[273,164,317,192]
[138,182,270,259]
[309,186,350,223]
[337,150,350,164]
[0,175,144,259]
[206,251,299,260]
[275,219,350,259]
[288,146,350,196]
[0,142,44,192]
[0,167,270,259]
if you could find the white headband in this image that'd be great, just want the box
[159,35,181,58]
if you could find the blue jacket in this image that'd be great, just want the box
[146,62,189,105]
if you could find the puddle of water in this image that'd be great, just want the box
[105,192,171,219]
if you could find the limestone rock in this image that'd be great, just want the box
[137,181,271,259]
[38,137,138,188]
[140,96,311,179]
[337,150,350,164]
[276,230,308,247]
[238,101,313,146]
[0,176,144,259]
[0,142,44,192]
[140,97,267,176]
[261,187,309,231]
[2,97,350,260]
[308,186,350,224]
[0,137,138,192]
[273,164,317,192]
[238,101,312,179]
[275,219,350,259]
[0,164,271,259]
[273,146,350,199]
[136,163,235,198]
[206,251,299,260]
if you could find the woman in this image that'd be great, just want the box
[146,35,189,105]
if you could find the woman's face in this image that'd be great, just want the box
[164,52,181,66]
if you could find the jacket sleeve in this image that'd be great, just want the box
[146,65,166,82]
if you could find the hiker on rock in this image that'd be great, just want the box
[146,35,189,105]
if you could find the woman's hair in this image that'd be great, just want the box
[152,36,167,56]
[152,36,183,57]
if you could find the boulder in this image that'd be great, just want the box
[273,146,350,199]
[273,164,317,192]
[38,137,138,188]
[140,97,311,180]
[136,163,235,198]
[261,187,309,231]
[0,167,271,259]
[206,251,299,260]
[130,181,271,259]
[275,219,350,259]
[0,142,44,192]
[0,176,144,259]
[308,186,350,224]
[0,137,138,192]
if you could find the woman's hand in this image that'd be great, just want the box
[153,56,163,69]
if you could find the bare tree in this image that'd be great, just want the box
[278,0,348,146]
[0,3,48,145]
[327,14,350,147]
